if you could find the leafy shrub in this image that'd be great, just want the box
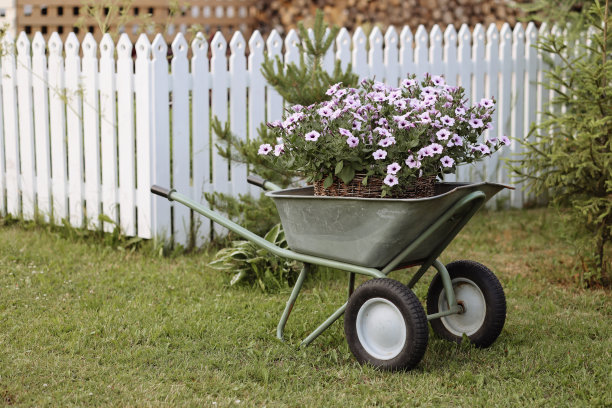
[209,224,301,292]
[509,0,611,286]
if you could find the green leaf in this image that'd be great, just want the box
[323,175,334,189]
[335,161,344,175]
[338,166,355,185]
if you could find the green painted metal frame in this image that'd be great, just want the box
[159,187,486,348]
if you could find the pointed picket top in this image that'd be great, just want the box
[229,31,246,53]
[82,32,97,57]
[191,32,208,56]
[211,31,227,56]
[1,31,15,54]
[248,30,264,52]
[550,24,562,37]
[513,23,525,42]
[32,32,45,54]
[266,29,282,55]
[430,24,442,43]
[285,29,300,50]
[444,24,457,43]
[369,25,383,47]
[384,26,398,47]
[473,24,485,42]
[486,23,499,42]
[171,32,189,56]
[48,32,63,56]
[151,33,167,59]
[65,32,80,57]
[16,31,30,54]
[353,26,367,47]
[400,26,413,47]
[500,23,512,42]
[135,34,151,59]
[415,25,428,44]
[525,22,538,42]
[538,22,549,37]
[336,27,350,49]
[117,33,133,58]
[100,33,114,57]
[458,24,471,43]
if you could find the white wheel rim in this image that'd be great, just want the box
[438,278,486,337]
[356,297,406,360]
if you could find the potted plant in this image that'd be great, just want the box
[258,74,509,198]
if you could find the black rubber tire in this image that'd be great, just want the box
[344,278,428,371]
[426,260,506,348]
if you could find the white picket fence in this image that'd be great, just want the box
[0,22,556,246]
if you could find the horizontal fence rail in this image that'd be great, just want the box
[0,22,554,246]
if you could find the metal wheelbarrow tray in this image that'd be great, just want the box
[152,179,511,371]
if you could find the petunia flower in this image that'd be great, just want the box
[274,144,285,156]
[440,155,455,167]
[387,162,401,174]
[384,174,399,187]
[338,128,353,137]
[405,155,421,169]
[373,149,387,160]
[258,144,273,155]
[305,131,320,141]
[436,129,451,140]
[469,118,484,128]
[440,115,455,126]
[346,136,359,148]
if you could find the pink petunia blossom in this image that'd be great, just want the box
[405,155,421,169]
[440,115,455,126]
[338,127,353,137]
[325,82,342,96]
[440,155,455,167]
[455,107,466,116]
[373,149,387,160]
[401,78,417,88]
[387,162,401,174]
[479,98,494,108]
[469,118,484,128]
[429,143,444,155]
[378,136,397,147]
[418,112,432,124]
[436,129,451,140]
[432,75,446,86]
[274,144,285,156]
[317,106,333,117]
[500,135,511,145]
[384,174,399,187]
[305,131,320,141]
[258,144,273,155]
[346,136,359,148]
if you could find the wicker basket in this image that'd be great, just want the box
[314,174,383,198]
[314,174,437,199]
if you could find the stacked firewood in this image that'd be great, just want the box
[251,0,527,35]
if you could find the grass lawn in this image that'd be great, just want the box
[1,209,610,407]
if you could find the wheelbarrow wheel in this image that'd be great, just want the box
[344,278,428,371]
[426,260,506,348]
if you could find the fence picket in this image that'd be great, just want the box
[429,25,443,77]
[47,33,68,223]
[191,33,211,245]
[171,33,191,246]
[485,24,501,187]
[511,24,526,208]
[81,33,101,230]
[443,25,458,183]
[336,28,351,72]
[414,26,429,78]
[247,31,265,197]
[1,33,19,216]
[399,26,414,79]
[266,30,284,124]
[352,27,369,80]
[151,34,172,239]
[135,34,152,239]
[65,34,84,227]
[498,24,514,205]
[384,27,399,87]
[16,33,35,220]
[456,25,472,182]
[471,24,486,182]
[368,27,384,81]
[229,32,248,197]
[117,34,136,237]
[100,34,119,233]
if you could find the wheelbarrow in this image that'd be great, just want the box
[151,177,511,371]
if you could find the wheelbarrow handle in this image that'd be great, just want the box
[247,175,282,191]
[151,185,175,201]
